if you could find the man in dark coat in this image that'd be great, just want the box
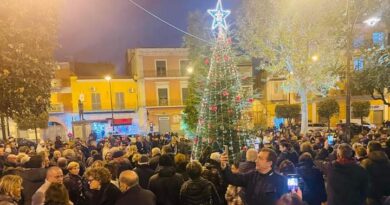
[148,154,184,205]
[149,148,161,171]
[20,155,47,205]
[133,155,155,189]
[326,143,368,205]
[297,153,327,205]
[220,148,288,205]
[111,150,132,179]
[180,161,221,205]
[276,140,299,167]
[361,141,390,205]
[116,170,155,205]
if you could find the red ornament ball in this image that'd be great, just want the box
[235,96,241,102]
[248,98,254,103]
[204,58,210,65]
[222,90,229,96]
[224,55,229,62]
[209,105,218,112]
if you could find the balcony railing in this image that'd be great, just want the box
[143,70,190,78]
[146,99,185,107]
[48,103,64,113]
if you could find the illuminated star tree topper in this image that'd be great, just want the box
[208,0,231,31]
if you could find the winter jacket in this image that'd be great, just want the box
[115,185,155,205]
[361,151,390,202]
[134,165,155,189]
[0,194,17,205]
[88,183,121,205]
[148,166,184,205]
[64,173,87,205]
[297,161,327,205]
[180,177,221,205]
[222,168,288,205]
[149,154,161,171]
[326,160,368,205]
[20,168,47,205]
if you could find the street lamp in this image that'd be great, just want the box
[187,66,194,74]
[105,75,114,133]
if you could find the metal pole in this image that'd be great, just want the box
[345,0,352,142]
[109,80,114,132]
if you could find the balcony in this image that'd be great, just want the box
[145,99,185,107]
[143,70,190,78]
[48,103,64,113]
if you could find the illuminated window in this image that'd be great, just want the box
[354,57,364,71]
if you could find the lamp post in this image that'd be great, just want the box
[105,76,114,133]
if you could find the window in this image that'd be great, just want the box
[181,88,188,104]
[354,57,364,71]
[156,60,167,77]
[115,92,125,110]
[91,93,101,110]
[353,35,364,48]
[158,88,168,106]
[180,60,190,76]
[372,32,385,47]
[274,82,282,94]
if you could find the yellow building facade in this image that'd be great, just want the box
[127,48,190,134]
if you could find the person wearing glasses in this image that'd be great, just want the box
[32,166,64,205]
[84,167,121,205]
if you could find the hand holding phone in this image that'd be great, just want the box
[327,134,334,146]
[287,174,299,191]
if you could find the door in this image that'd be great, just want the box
[159,116,170,134]
[373,110,383,126]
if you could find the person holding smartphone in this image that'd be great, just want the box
[220,147,288,205]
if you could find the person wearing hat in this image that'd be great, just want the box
[111,150,132,179]
[133,155,154,189]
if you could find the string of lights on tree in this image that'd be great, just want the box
[192,0,253,162]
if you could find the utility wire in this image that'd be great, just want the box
[127,0,212,44]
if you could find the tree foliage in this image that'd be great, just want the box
[317,98,339,129]
[182,11,212,135]
[352,48,390,106]
[275,104,301,126]
[236,0,345,133]
[0,0,60,140]
[351,101,370,125]
[236,0,385,133]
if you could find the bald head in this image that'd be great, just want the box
[46,166,63,184]
[246,148,258,162]
[119,170,139,192]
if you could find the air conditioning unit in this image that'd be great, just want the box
[128,88,135,93]
[90,87,96,92]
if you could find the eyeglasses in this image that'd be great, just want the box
[87,178,96,184]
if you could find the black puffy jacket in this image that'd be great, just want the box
[180,177,221,205]
[148,166,184,205]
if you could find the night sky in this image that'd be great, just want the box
[56,0,239,74]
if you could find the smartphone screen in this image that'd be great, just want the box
[287,175,299,191]
[328,134,334,145]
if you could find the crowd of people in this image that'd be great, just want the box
[0,127,388,205]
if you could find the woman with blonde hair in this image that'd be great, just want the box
[0,175,23,205]
[64,162,87,205]
[91,160,105,168]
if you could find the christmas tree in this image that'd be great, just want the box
[192,0,250,162]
